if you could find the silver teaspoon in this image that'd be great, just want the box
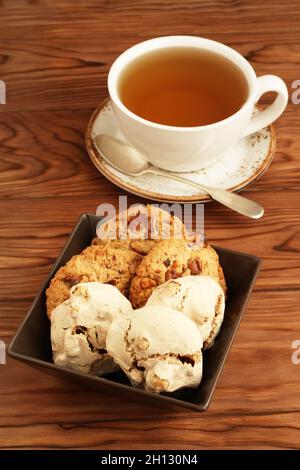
[94,134,264,219]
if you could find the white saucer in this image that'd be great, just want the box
[86,99,276,203]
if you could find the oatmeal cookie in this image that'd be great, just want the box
[96,204,193,244]
[93,204,194,256]
[129,239,227,309]
[46,243,143,318]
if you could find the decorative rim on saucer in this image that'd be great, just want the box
[86,98,276,203]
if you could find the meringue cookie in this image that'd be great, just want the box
[106,306,203,393]
[50,282,132,375]
[147,275,225,348]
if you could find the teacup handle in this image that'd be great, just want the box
[242,75,288,138]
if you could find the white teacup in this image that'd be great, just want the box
[108,36,288,172]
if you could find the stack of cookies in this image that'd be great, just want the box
[47,205,227,394]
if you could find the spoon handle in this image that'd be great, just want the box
[148,167,264,219]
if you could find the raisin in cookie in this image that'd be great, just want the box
[91,237,158,256]
[129,239,226,309]
[46,243,143,318]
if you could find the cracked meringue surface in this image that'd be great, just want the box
[50,282,132,375]
[106,306,203,393]
[147,275,225,349]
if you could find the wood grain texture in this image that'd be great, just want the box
[0,0,300,450]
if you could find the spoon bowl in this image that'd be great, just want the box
[95,135,150,175]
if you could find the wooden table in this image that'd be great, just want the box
[0,0,300,450]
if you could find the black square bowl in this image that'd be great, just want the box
[8,214,261,411]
